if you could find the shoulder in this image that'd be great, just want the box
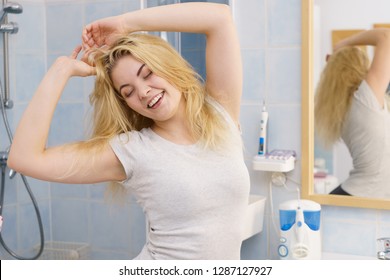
[109,128,153,150]
[354,80,385,112]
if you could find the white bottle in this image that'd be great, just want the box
[258,101,268,155]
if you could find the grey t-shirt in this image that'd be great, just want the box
[109,100,250,259]
[341,80,390,198]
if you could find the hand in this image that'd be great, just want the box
[82,15,126,49]
[65,45,96,77]
[333,41,346,53]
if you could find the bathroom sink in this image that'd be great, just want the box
[242,194,266,241]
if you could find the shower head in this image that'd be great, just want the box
[0,2,23,23]
[4,2,23,14]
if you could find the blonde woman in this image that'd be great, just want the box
[315,29,390,198]
[8,3,250,259]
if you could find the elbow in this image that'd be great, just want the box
[217,3,232,14]
[6,145,28,175]
[217,3,234,24]
[378,29,390,44]
[207,3,235,34]
[6,148,20,173]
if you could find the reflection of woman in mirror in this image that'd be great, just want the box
[315,29,390,199]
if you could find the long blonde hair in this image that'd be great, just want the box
[314,46,369,147]
[82,33,231,197]
[89,33,229,148]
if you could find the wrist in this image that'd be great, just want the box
[51,56,76,77]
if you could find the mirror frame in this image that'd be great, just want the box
[301,0,390,210]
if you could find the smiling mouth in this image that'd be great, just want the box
[147,91,164,109]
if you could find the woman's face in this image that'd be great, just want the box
[111,55,183,122]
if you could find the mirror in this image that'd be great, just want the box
[301,0,390,210]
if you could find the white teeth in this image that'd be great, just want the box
[148,92,163,108]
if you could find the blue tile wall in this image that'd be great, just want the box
[241,49,266,101]
[267,0,301,46]
[1,0,389,260]
[51,198,89,242]
[0,204,18,258]
[89,201,133,253]
[46,3,84,53]
[85,0,125,24]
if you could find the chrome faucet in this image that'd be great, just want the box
[377,237,390,260]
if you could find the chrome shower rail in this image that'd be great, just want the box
[1,1,23,109]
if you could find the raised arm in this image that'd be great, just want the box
[82,2,242,123]
[7,47,126,184]
[334,29,390,107]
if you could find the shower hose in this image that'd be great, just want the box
[0,81,44,260]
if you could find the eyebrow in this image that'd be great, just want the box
[136,64,146,77]
[118,64,146,94]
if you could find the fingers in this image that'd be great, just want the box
[82,23,103,49]
[82,24,97,49]
[82,24,91,42]
[70,45,83,59]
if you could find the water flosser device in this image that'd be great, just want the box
[278,199,322,260]
[293,205,309,259]
[258,100,268,156]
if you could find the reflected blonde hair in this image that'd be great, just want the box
[314,46,369,147]
[82,33,230,198]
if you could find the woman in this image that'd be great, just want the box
[7,2,250,259]
[315,29,390,199]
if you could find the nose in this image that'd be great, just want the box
[138,85,151,100]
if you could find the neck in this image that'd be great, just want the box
[152,121,196,145]
[151,99,196,145]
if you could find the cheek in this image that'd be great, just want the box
[125,98,140,111]
[125,97,150,118]
[124,102,143,118]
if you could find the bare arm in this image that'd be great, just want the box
[82,3,242,123]
[334,29,390,107]
[7,47,126,184]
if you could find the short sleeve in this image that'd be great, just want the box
[109,133,135,186]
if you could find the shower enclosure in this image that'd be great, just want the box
[0,1,44,260]
[0,0,227,260]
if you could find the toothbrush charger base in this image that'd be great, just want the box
[252,155,295,172]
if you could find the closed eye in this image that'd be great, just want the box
[144,71,153,79]
[120,86,134,98]
[124,90,134,98]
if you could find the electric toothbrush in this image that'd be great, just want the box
[258,100,268,156]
